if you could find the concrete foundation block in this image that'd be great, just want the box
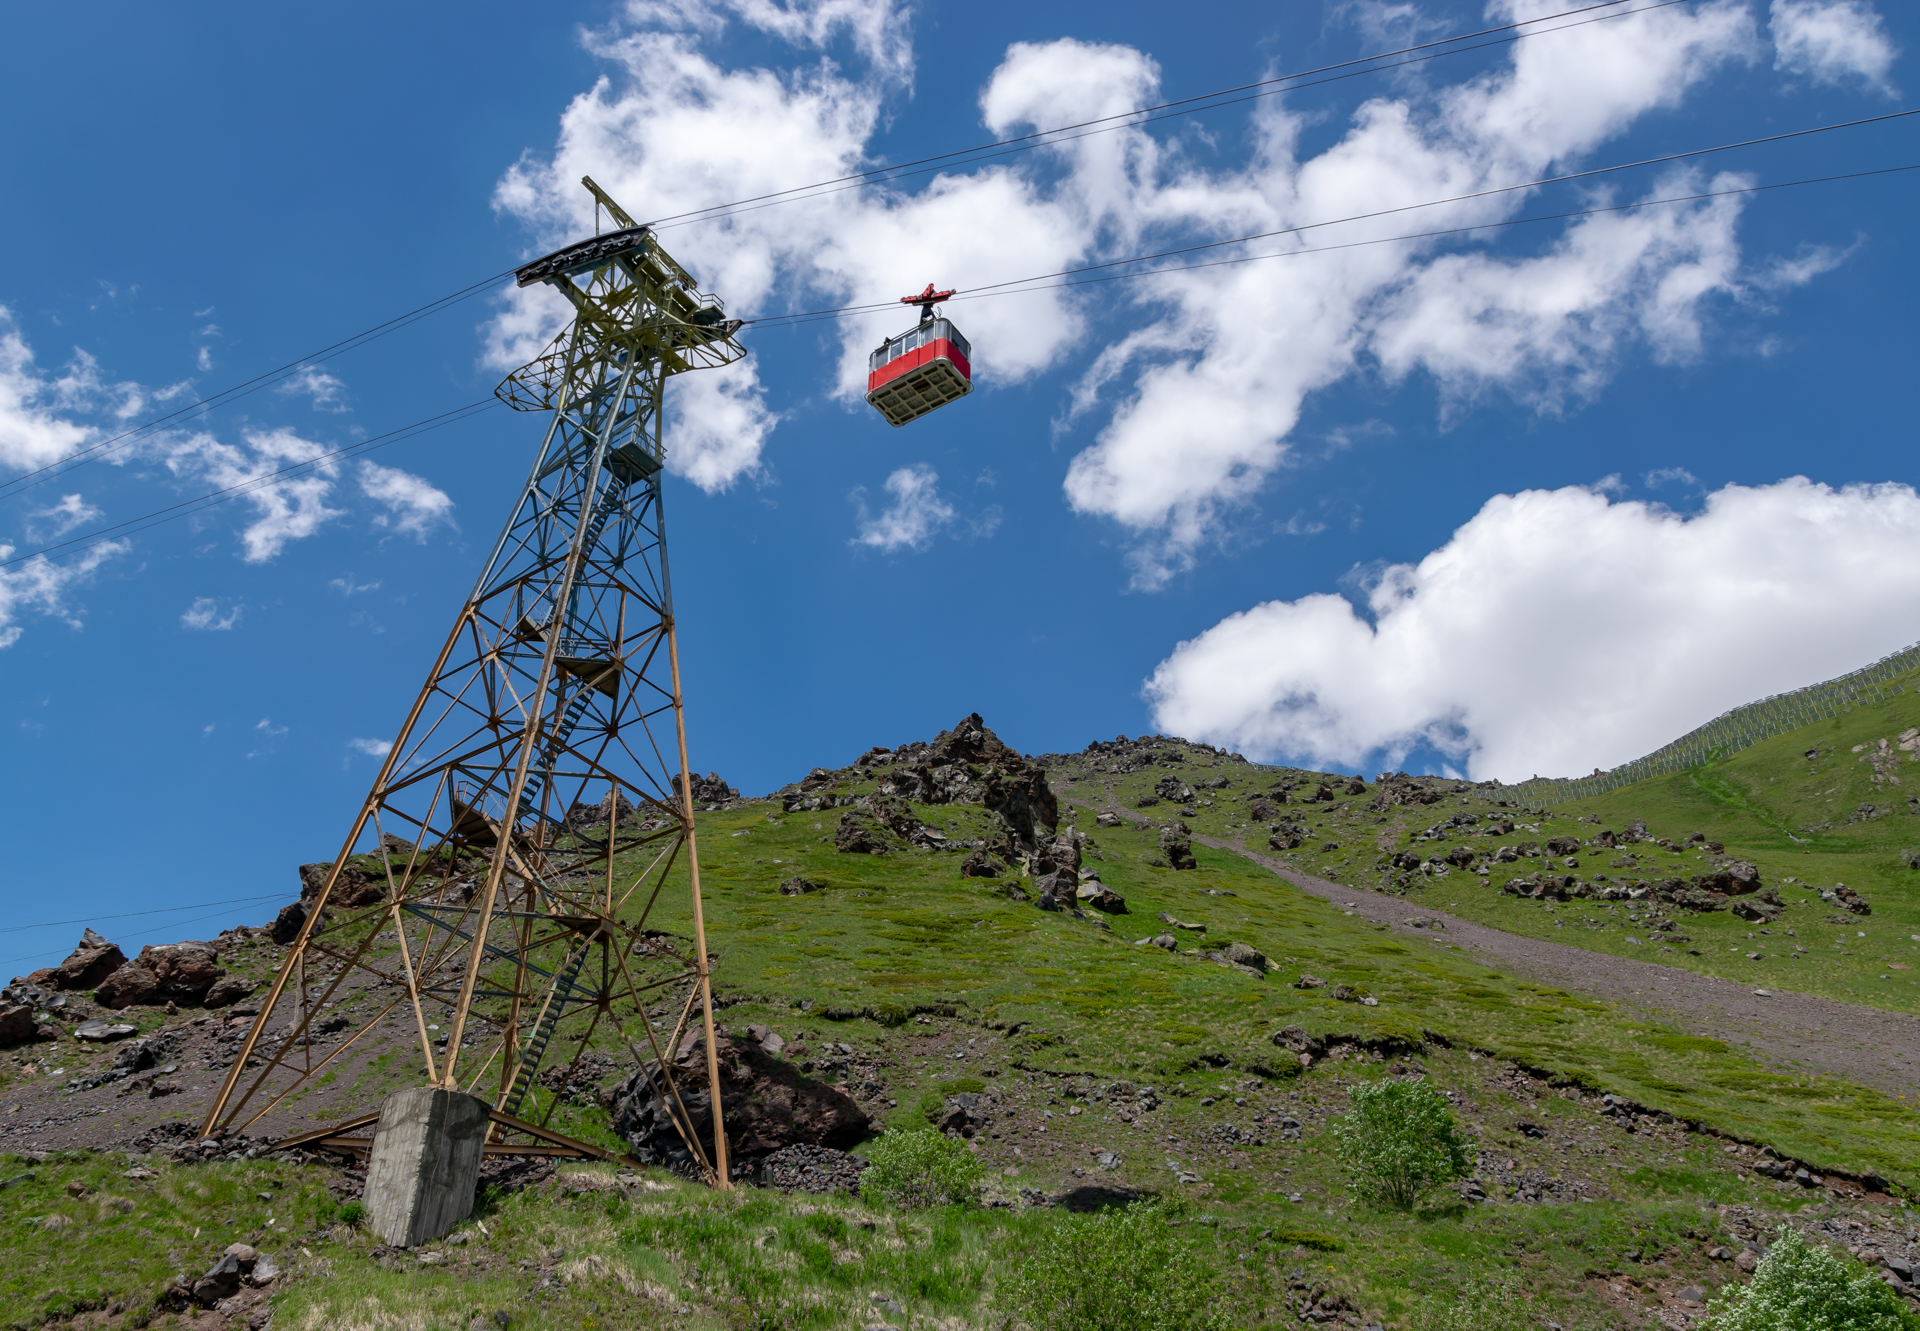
[363,1086,490,1247]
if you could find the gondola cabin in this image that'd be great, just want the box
[866,286,973,427]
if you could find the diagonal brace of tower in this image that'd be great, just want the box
[200,179,747,1185]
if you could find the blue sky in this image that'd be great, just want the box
[1,0,1914,965]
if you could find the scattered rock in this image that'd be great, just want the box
[671,772,739,807]
[0,1006,37,1047]
[73,1018,138,1042]
[203,976,257,1008]
[1219,942,1269,972]
[1820,883,1872,916]
[779,876,822,896]
[958,851,1000,879]
[267,899,309,945]
[1159,828,1197,871]
[754,1142,868,1193]
[1075,879,1128,913]
[1094,811,1125,828]
[1293,975,1327,990]
[192,1253,244,1307]
[611,1033,871,1175]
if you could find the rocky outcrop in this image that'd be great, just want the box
[26,929,127,993]
[1822,883,1872,916]
[297,860,385,910]
[95,943,225,1010]
[1160,825,1197,871]
[610,1032,871,1175]
[672,772,739,808]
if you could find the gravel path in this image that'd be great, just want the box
[1214,834,1920,1101]
[1071,795,1920,1100]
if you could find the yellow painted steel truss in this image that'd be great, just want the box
[200,180,745,1185]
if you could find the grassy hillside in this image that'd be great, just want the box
[1226,678,1920,1018]
[8,721,1920,1329]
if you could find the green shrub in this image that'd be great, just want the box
[859,1128,982,1210]
[1703,1226,1920,1331]
[336,1200,365,1226]
[1329,1076,1472,1210]
[996,1200,1226,1331]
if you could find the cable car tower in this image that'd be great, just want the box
[200,179,744,1186]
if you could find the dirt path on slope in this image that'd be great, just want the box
[1070,796,1920,1101]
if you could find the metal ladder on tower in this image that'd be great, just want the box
[500,934,594,1117]
[511,471,634,829]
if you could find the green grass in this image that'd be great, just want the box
[1089,688,1920,1026]
[2,1133,1859,1331]
[19,716,1920,1327]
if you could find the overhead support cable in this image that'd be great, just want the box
[0,272,513,500]
[643,0,1701,230]
[11,154,1912,573]
[1,400,497,570]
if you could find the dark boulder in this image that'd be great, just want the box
[1821,883,1871,916]
[268,900,309,945]
[42,930,126,991]
[203,976,257,1008]
[1160,828,1197,871]
[779,876,821,896]
[1033,871,1078,910]
[610,1033,870,1175]
[1153,775,1194,803]
[958,851,1001,879]
[0,1006,36,1047]
[96,943,224,1010]
[1075,879,1128,913]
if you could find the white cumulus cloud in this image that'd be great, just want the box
[0,308,100,471]
[852,463,954,551]
[166,427,345,563]
[1147,477,1920,782]
[357,460,456,539]
[1770,0,1899,92]
[275,365,350,412]
[180,597,243,631]
[492,0,1880,585]
[347,737,393,757]
[0,540,129,649]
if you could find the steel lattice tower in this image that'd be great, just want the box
[201,180,744,1185]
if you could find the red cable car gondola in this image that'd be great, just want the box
[866,284,973,427]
